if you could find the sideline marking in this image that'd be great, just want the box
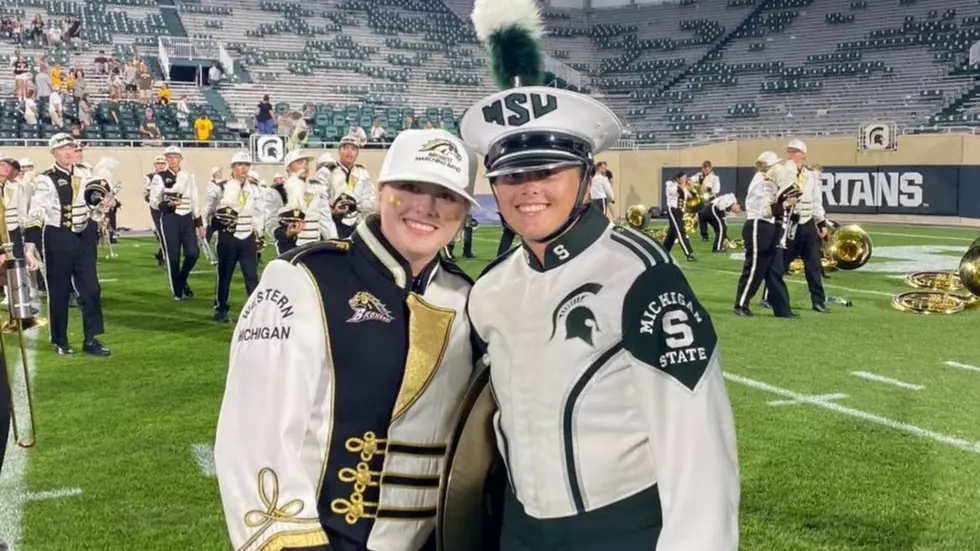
[24,488,83,502]
[851,371,924,391]
[943,360,980,373]
[872,231,974,242]
[725,373,980,454]
[768,393,848,407]
[190,443,216,477]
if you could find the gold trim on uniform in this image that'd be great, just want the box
[257,529,329,551]
[70,175,80,202]
[240,468,321,550]
[391,294,456,421]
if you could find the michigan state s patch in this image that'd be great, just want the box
[622,263,718,391]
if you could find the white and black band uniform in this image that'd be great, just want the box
[150,164,203,300]
[661,172,695,261]
[588,167,613,214]
[19,160,44,291]
[733,157,795,318]
[144,166,166,266]
[204,175,224,244]
[1,165,24,261]
[708,193,737,252]
[213,178,263,323]
[773,163,828,312]
[32,136,110,355]
[691,166,719,242]
[215,219,475,551]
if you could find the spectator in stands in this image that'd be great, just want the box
[402,115,417,130]
[65,15,80,47]
[47,20,62,47]
[77,93,92,130]
[157,83,172,105]
[50,64,63,91]
[194,115,214,142]
[276,107,295,136]
[347,120,367,147]
[71,69,86,103]
[302,104,315,128]
[95,50,109,75]
[12,18,23,45]
[49,89,63,128]
[369,119,386,145]
[287,116,308,151]
[108,67,123,98]
[34,66,52,102]
[140,109,163,145]
[176,95,190,128]
[137,64,154,104]
[106,90,121,126]
[423,120,434,130]
[70,122,83,140]
[123,60,139,101]
[22,89,37,126]
[255,95,275,135]
[208,64,222,87]
[30,15,44,45]
[12,54,30,101]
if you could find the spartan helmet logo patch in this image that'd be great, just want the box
[418,138,463,161]
[550,283,603,346]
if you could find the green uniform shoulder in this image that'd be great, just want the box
[608,225,673,269]
[282,239,352,266]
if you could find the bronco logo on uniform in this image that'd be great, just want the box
[417,138,463,161]
[347,291,395,324]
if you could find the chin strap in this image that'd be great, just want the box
[527,162,595,244]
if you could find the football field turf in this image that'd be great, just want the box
[2,221,979,551]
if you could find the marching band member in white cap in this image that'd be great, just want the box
[329,136,375,238]
[144,155,168,266]
[149,145,205,300]
[215,128,480,551]
[203,166,225,249]
[210,153,263,324]
[31,133,111,356]
[707,192,741,252]
[733,150,798,318]
[273,149,336,254]
[311,151,338,188]
[451,1,740,549]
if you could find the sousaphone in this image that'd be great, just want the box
[893,244,980,314]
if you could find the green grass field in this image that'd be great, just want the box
[3,221,980,551]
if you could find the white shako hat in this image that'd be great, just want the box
[459,0,622,241]
[377,128,480,208]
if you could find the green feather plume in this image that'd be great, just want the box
[484,26,544,89]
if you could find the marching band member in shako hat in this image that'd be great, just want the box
[274,149,336,255]
[211,152,263,323]
[143,155,168,266]
[149,145,205,300]
[446,0,741,549]
[31,133,111,356]
[329,135,375,238]
[215,128,480,551]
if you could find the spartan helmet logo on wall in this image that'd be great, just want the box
[550,283,603,346]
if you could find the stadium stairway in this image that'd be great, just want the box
[655,1,769,96]
[158,0,189,37]
[201,86,235,122]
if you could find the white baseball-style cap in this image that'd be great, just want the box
[757,151,780,165]
[153,155,166,163]
[19,158,33,168]
[283,149,311,168]
[247,169,260,180]
[230,152,252,165]
[786,139,807,153]
[377,129,479,208]
[317,152,337,166]
[164,145,182,157]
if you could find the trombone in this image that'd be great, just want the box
[0,223,45,449]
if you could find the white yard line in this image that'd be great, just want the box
[0,330,37,551]
[190,443,216,477]
[24,488,83,502]
[872,232,974,242]
[98,278,118,283]
[850,371,924,391]
[725,373,980,454]
[768,393,848,407]
[943,360,980,373]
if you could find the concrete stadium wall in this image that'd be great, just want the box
[6,134,980,232]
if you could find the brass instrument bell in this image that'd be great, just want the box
[892,244,980,314]
[826,224,873,270]
[625,204,649,230]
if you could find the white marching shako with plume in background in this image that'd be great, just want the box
[438,0,740,550]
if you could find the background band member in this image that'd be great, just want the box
[150,146,204,300]
[662,171,696,261]
[0,156,24,262]
[589,160,614,218]
[17,158,44,293]
[214,129,479,551]
[261,172,287,256]
[203,166,224,246]
[781,140,829,313]
[212,153,263,324]
[143,155,167,266]
[32,133,111,355]
[274,150,335,254]
[691,160,720,242]
[329,136,374,238]
[459,4,740,548]
[707,193,740,252]
[734,151,798,318]
[445,214,475,259]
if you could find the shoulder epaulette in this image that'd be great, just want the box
[477,245,520,279]
[438,257,474,285]
[283,239,351,265]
